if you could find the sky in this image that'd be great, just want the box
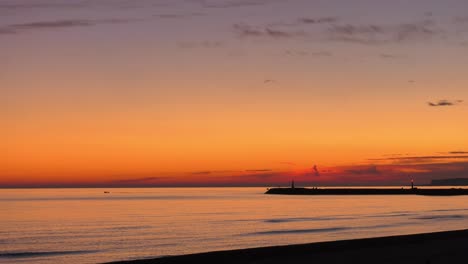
[1,0,468,187]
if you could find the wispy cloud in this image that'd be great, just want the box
[233,23,304,38]
[345,166,380,175]
[285,50,333,57]
[245,169,272,172]
[0,18,138,35]
[192,0,274,9]
[449,151,468,154]
[380,53,403,59]
[192,171,213,175]
[155,12,206,19]
[427,99,463,107]
[369,155,468,164]
[326,19,441,45]
[298,17,338,25]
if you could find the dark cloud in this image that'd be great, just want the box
[407,162,468,182]
[0,2,85,11]
[191,170,239,175]
[299,17,338,24]
[0,1,171,12]
[193,0,273,9]
[245,169,273,172]
[327,19,441,45]
[310,51,333,57]
[427,99,463,107]
[10,20,95,30]
[192,171,213,175]
[369,155,468,165]
[233,24,263,37]
[0,28,16,35]
[155,12,206,19]
[233,24,304,38]
[449,151,468,154]
[0,19,138,35]
[285,50,308,56]
[285,50,333,57]
[345,166,380,175]
[313,165,320,177]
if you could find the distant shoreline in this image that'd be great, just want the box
[107,229,468,264]
[265,187,468,196]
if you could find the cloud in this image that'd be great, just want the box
[326,19,441,45]
[192,171,213,175]
[0,19,137,35]
[345,166,380,175]
[369,155,468,165]
[0,2,85,11]
[449,151,468,154]
[245,169,272,172]
[233,23,304,38]
[10,20,95,30]
[299,17,338,24]
[193,0,273,9]
[0,28,16,35]
[155,12,206,19]
[0,1,171,12]
[313,165,320,177]
[427,99,463,107]
[284,50,333,57]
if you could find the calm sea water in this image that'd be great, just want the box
[1,187,468,264]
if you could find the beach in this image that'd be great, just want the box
[108,229,468,264]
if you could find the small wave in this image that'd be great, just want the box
[245,227,349,236]
[0,250,99,258]
[364,211,416,218]
[264,216,355,223]
[412,214,465,220]
[103,225,152,231]
[430,208,468,213]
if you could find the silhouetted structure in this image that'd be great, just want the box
[266,187,468,196]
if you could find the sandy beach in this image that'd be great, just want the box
[108,229,468,264]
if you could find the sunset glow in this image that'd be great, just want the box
[2,0,468,187]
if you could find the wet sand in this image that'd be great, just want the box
[108,229,468,264]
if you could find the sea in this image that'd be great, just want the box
[1,187,468,264]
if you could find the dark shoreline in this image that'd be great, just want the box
[107,229,468,264]
[265,187,468,196]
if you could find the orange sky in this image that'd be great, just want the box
[2,0,468,187]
